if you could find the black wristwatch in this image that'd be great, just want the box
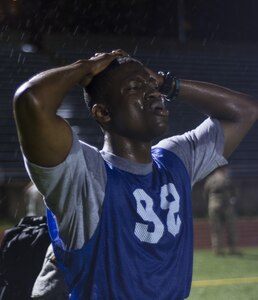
[159,71,180,100]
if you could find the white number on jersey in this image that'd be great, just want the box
[133,183,181,244]
[160,183,181,236]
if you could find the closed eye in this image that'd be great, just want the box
[124,80,143,92]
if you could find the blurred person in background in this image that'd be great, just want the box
[204,166,241,255]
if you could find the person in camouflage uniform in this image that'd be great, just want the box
[204,166,241,255]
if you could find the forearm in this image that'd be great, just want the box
[176,79,258,157]
[13,50,124,167]
[13,50,124,115]
[177,79,258,122]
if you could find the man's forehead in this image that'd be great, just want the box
[112,61,149,80]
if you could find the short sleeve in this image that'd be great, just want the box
[23,130,107,249]
[154,118,228,186]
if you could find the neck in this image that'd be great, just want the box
[102,132,153,163]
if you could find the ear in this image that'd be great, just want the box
[91,103,111,124]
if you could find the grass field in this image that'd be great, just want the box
[189,247,258,300]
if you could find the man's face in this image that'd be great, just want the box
[104,62,170,142]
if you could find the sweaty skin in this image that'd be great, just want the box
[14,51,258,167]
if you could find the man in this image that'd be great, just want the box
[204,166,240,256]
[13,50,258,299]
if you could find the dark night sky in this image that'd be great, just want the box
[1,0,258,43]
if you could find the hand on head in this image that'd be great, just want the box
[79,49,129,87]
[92,49,129,59]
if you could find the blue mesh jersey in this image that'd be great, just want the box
[47,147,193,300]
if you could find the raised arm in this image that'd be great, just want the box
[13,50,124,167]
[176,80,258,158]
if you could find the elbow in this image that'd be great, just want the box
[230,95,258,126]
[13,83,38,117]
[240,98,258,124]
[14,82,33,103]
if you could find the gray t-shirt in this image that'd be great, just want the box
[24,117,227,250]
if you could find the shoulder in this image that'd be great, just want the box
[154,118,227,185]
[152,147,191,185]
[155,118,222,150]
[23,129,106,195]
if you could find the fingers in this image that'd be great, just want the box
[91,49,129,60]
[81,49,130,87]
[111,49,129,57]
[94,52,105,57]
[94,49,129,56]
[88,49,128,75]
[79,50,130,87]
